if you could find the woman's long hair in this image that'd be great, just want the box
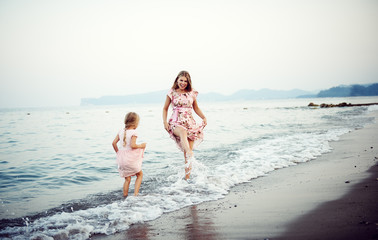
[171,70,192,92]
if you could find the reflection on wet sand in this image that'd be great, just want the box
[184,206,220,240]
[121,205,222,239]
[123,223,150,240]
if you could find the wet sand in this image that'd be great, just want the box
[94,112,378,240]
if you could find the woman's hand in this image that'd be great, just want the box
[162,96,171,132]
[140,143,147,149]
[202,117,207,127]
[164,121,169,132]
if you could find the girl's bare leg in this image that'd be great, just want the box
[123,177,131,197]
[134,170,143,196]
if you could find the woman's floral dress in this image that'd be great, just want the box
[167,88,205,152]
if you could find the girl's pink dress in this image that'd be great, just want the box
[167,88,205,152]
[116,129,144,178]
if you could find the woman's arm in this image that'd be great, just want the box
[193,100,207,126]
[162,96,171,132]
[130,136,146,149]
[112,135,120,153]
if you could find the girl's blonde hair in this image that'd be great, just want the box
[171,70,192,92]
[123,112,140,147]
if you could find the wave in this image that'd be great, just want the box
[368,104,378,112]
[0,126,353,239]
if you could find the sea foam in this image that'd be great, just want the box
[1,98,377,239]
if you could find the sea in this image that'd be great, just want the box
[1,97,378,239]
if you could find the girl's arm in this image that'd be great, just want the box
[162,96,171,132]
[130,136,146,149]
[112,135,120,153]
[193,100,207,126]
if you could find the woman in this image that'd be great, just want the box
[162,71,207,180]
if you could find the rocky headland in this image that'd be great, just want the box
[308,102,378,108]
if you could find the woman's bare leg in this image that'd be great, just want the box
[134,170,143,196]
[123,177,131,197]
[184,140,195,180]
[173,126,193,156]
[173,127,195,180]
[188,140,194,151]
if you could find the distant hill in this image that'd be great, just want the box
[316,83,378,98]
[81,90,167,106]
[229,88,312,100]
[80,83,378,106]
[81,88,314,106]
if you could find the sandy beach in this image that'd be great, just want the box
[94,111,378,240]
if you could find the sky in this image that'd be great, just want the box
[1,0,377,108]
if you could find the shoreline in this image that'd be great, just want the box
[279,163,378,239]
[94,112,378,240]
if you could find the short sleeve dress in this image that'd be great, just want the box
[167,88,205,152]
[116,129,144,178]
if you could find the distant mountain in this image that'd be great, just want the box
[81,90,167,106]
[316,83,378,98]
[80,88,314,106]
[81,83,378,106]
[229,88,312,100]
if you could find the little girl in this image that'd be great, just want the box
[112,112,146,197]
